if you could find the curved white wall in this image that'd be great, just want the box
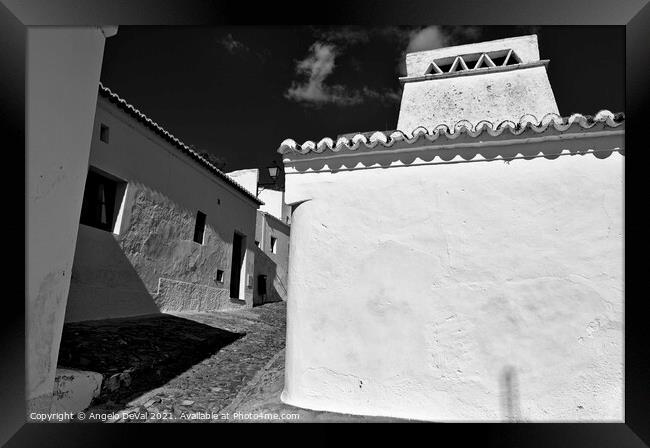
[281,144,623,421]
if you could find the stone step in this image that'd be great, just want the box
[52,368,103,415]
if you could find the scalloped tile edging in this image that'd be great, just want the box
[278,110,625,156]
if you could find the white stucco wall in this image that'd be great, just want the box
[65,224,161,322]
[65,97,259,321]
[397,35,559,136]
[281,138,623,421]
[397,66,559,136]
[259,189,291,223]
[254,211,290,304]
[26,27,108,413]
[227,169,291,223]
[226,168,259,197]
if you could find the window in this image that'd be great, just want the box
[255,240,260,248]
[79,168,126,232]
[216,270,224,283]
[100,123,110,143]
[193,211,206,244]
[270,236,277,254]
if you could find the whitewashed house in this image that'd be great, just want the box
[227,169,291,305]
[278,35,624,422]
[64,85,264,322]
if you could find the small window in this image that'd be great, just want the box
[216,270,224,283]
[79,169,126,232]
[193,211,206,244]
[270,236,277,254]
[100,123,110,143]
[255,240,260,248]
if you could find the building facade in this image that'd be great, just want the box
[64,85,263,323]
[279,35,624,421]
[227,169,291,305]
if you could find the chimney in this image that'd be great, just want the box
[396,35,559,136]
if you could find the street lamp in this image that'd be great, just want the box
[267,162,280,180]
[257,161,282,197]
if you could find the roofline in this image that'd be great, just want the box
[98,84,264,206]
[259,210,291,231]
[283,129,623,165]
[277,110,625,157]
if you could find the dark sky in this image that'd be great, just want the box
[100,26,624,175]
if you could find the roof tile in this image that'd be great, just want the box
[278,111,624,156]
[98,83,263,205]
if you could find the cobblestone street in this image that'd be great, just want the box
[58,301,414,423]
[59,302,286,422]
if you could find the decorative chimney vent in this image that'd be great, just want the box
[425,49,523,77]
[396,35,560,136]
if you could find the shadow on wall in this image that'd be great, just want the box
[57,313,244,407]
[120,183,250,310]
[253,247,284,306]
[65,224,161,323]
[500,365,522,422]
[287,134,623,174]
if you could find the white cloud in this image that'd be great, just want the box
[285,43,361,106]
[285,42,400,107]
[219,33,270,62]
[405,26,450,53]
[285,26,484,107]
[397,26,482,75]
[220,33,248,54]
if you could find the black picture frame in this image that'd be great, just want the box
[2,0,647,446]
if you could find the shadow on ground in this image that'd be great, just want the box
[57,314,245,407]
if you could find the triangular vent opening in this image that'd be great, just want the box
[449,56,469,73]
[424,62,443,75]
[503,49,522,66]
[474,53,496,69]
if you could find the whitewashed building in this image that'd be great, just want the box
[227,169,291,304]
[279,35,624,421]
[64,85,264,322]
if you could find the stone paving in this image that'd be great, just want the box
[58,301,414,423]
[58,302,286,422]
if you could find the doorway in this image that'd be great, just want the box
[230,232,246,300]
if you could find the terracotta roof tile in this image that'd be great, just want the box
[98,83,263,206]
[278,111,624,156]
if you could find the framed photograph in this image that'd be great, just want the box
[2,0,647,445]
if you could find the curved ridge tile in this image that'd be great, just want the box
[453,119,474,133]
[277,109,624,156]
[316,137,334,153]
[351,134,368,146]
[389,130,408,142]
[369,131,389,146]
